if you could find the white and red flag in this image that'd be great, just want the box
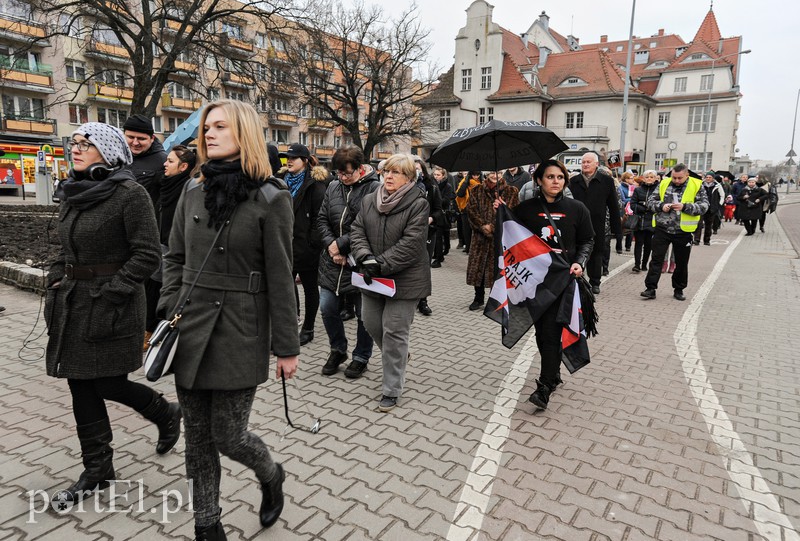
[557,278,591,373]
[483,205,572,348]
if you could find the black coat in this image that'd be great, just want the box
[631,182,658,231]
[569,170,622,238]
[317,168,380,294]
[437,178,456,215]
[503,168,532,192]
[128,138,167,210]
[737,186,767,221]
[277,165,328,272]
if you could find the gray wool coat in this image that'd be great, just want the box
[350,186,431,300]
[158,178,300,391]
[45,172,161,379]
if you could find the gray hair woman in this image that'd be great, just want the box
[350,154,431,411]
[44,122,177,506]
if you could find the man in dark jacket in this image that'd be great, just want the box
[568,152,621,294]
[317,146,380,379]
[502,166,532,192]
[123,114,168,344]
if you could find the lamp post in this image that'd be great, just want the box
[618,0,636,174]
[701,49,751,171]
[786,88,799,194]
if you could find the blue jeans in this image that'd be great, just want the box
[319,287,373,363]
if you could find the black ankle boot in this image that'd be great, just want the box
[140,393,182,454]
[259,464,285,528]
[528,379,555,410]
[195,520,227,540]
[54,419,115,504]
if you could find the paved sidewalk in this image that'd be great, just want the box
[1,194,799,540]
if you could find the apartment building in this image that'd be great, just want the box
[0,0,405,186]
[415,0,746,173]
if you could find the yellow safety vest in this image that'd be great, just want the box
[653,176,702,232]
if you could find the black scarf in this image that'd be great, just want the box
[200,160,263,230]
[161,169,190,211]
[60,168,124,211]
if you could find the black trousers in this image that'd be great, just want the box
[633,229,654,269]
[456,212,466,246]
[69,375,154,425]
[295,268,320,331]
[758,212,768,229]
[645,229,693,291]
[743,218,758,234]
[693,212,717,244]
[586,233,606,286]
[533,296,562,385]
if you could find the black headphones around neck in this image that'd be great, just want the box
[68,162,121,182]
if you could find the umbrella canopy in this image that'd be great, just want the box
[162,106,204,153]
[429,119,567,172]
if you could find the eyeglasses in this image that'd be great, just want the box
[68,140,96,152]
[337,168,358,179]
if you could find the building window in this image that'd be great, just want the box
[168,82,193,99]
[0,0,32,19]
[68,104,88,124]
[438,109,451,131]
[634,106,640,131]
[255,32,267,49]
[221,22,243,40]
[257,94,268,112]
[65,60,86,81]
[334,136,341,148]
[565,111,584,129]
[700,74,714,92]
[687,105,717,133]
[674,77,687,93]
[167,117,184,133]
[272,98,290,112]
[487,107,494,121]
[478,107,485,124]
[657,112,670,138]
[634,50,649,64]
[298,104,308,117]
[298,131,308,145]
[461,69,472,91]
[226,90,247,101]
[3,95,45,120]
[270,36,285,51]
[684,152,712,171]
[97,107,128,129]
[208,88,220,101]
[312,132,325,147]
[152,115,162,133]
[271,129,289,143]
[480,67,492,90]
[654,153,666,170]
[59,14,82,38]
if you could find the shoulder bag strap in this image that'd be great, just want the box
[169,221,227,323]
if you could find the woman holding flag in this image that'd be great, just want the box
[513,159,594,410]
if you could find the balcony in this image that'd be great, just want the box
[0,14,49,45]
[1,116,56,135]
[161,18,193,34]
[161,93,202,113]
[0,64,54,93]
[268,111,298,125]
[174,60,198,73]
[218,33,254,55]
[312,145,334,158]
[221,71,254,89]
[307,118,336,130]
[87,82,134,104]
[375,151,393,160]
[547,125,609,141]
[268,81,293,95]
[85,39,130,64]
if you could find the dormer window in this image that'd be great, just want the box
[645,60,669,70]
[616,45,624,52]
[683,52,711,63]
[634,50,649,64]
[559,77,588,87]
[675,46,688,57]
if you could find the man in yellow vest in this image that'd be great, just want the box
[640,163,709,301]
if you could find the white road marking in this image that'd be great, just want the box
[675,226,800,540]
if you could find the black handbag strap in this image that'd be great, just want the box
[170,221,227,322]
[539,198,568,254]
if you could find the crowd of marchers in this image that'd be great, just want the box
[32,99,781,541]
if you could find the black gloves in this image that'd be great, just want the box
[360,257,381,285]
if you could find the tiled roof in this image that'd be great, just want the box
[500,27,537,68]
[693,9,722,44]
[487,52,542,101]
[538,48,644,99]
[413,65,461,107]
[548,28,572,52]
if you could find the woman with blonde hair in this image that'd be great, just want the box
[350,153,431,411]
[160,100,299,540]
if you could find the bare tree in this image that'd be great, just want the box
[282,0,438,158]
[22,0,295,116]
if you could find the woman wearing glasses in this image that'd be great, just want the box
[159,100,299,539]
[350,154,431,412]
[44,123,179,505]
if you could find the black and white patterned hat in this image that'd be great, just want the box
[72,122,133,167]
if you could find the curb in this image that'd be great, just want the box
[0,261,47,295]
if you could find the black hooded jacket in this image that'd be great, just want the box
[128,138,167,210]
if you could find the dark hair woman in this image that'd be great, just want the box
[159,100,300,539]
[44,122,179,506]
[276,143,329,345]
[514,159,594,410]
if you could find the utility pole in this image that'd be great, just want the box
[618,0,636,175]
[786,88,799,194]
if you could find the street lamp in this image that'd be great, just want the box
[701,49,751,170]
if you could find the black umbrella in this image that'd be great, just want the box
[429,119,567,172]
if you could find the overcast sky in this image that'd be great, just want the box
[368,0,799,164]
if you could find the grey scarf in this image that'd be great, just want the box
[376,180,417,214]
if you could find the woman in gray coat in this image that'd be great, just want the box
[350,154,431,412]
[159,100,299,541]
[44,122,180,505]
